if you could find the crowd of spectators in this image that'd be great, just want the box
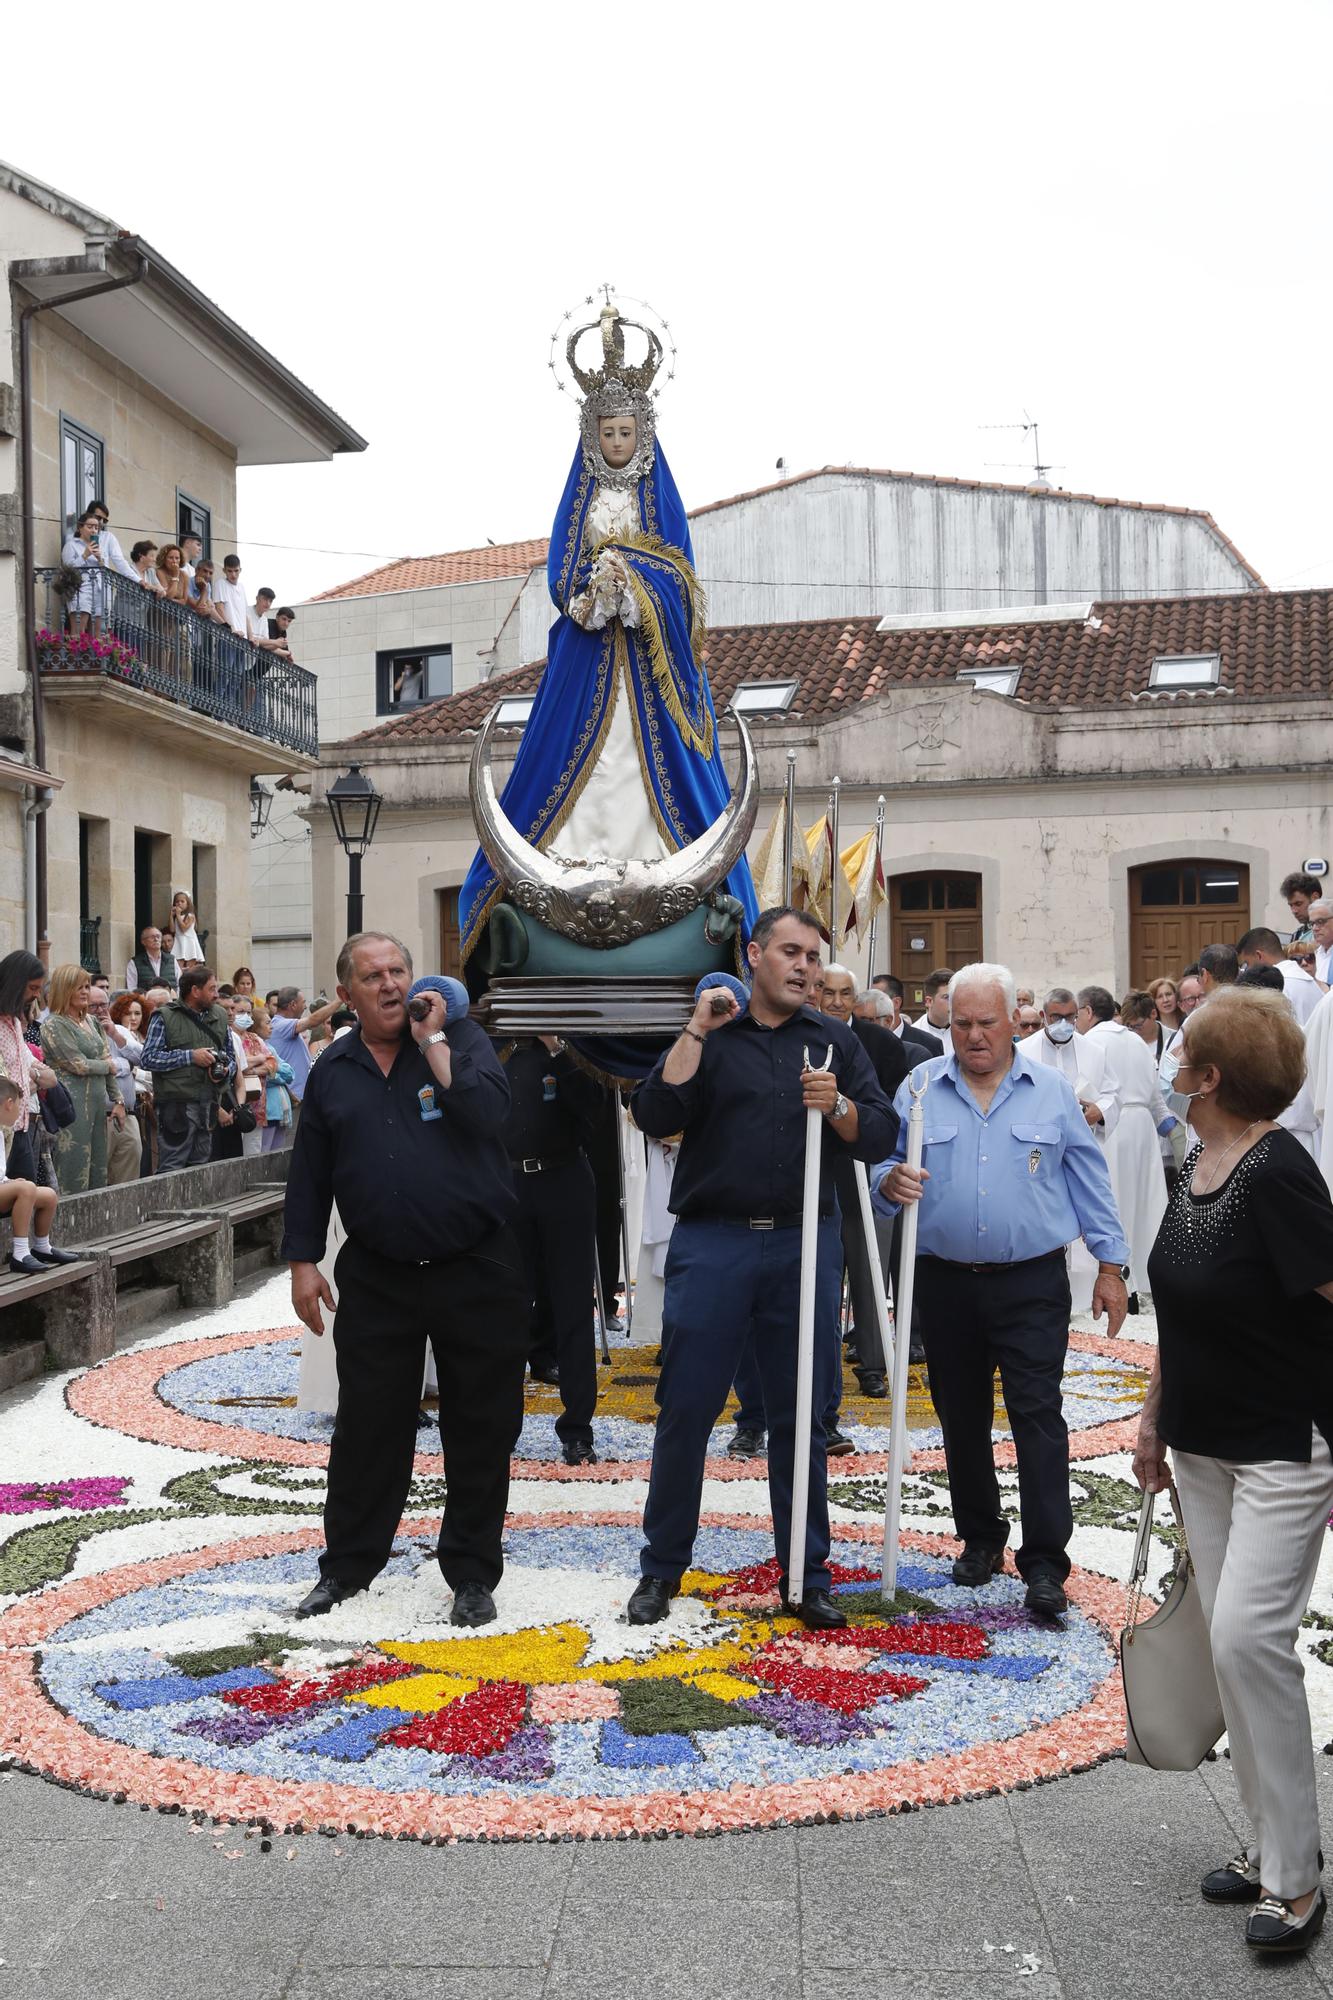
[59,498,298,661]
[0,936,347,1195]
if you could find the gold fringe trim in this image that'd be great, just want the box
[620,564,714,761]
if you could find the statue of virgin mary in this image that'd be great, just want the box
[459,298,758,975]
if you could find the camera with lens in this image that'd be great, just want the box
[207,1051,231,1085]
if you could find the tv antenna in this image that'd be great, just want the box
[980,412,1061,488]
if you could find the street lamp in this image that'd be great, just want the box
[325,763,382,936]
[248,776,273,840]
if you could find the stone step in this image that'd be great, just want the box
[0,1336,46,1394]
[233,1243,277,1283]
[113,1279,181,1341]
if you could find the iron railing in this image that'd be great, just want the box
[36,568,318,760]
[79,916,103,976]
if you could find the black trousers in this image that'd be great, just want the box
[322,1230,529,1591]
[513,1157,597,1444]
[915,1250,1073,1580]
[832,1156,887,1382]
[585,1095,624,1304]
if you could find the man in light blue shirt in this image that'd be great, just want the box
[873,962,1129,1619]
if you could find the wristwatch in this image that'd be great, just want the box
[423,1030,449,1048]
[828,1092,850,1122]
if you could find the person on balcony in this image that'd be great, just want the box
[155,545,189,603]
[60,511,110,636]
[214,556,251,640]
[126,923,178,993]
[187,558,230,627]
[40,964,125,1193]
[165,892,204,967]
[180,533,203,583]
[130,542,165,595]
[86,502,139,581]
[249,587,276,643]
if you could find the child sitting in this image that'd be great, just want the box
[0,1076,83,1274]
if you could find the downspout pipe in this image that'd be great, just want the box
[18,253,149,950]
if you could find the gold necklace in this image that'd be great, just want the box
[1192,1121,1263,1196]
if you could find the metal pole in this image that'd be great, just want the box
[882,1069,929,1597]
[346,851,363,937]
[614,1092,635,1339]
[851,1160,893,1381]
[782,749,798,903]
[864,793,887,980]
[788,1042,834,1606]
[828,777,842,948]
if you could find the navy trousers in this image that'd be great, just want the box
[641,1216,842,1592]
[914,1250,1073,1580]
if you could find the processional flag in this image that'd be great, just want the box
[840,827,887,942]
[751,801,810,911]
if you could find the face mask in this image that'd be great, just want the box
[1044,1019,1075,1044]
[234,1013,253,1030]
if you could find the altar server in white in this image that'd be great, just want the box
[1022,988,1120,1309]
[1077,986,1171,1298]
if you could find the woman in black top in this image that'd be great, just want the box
[1134,988,1333,1958]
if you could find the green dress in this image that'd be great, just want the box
[40,1015,122,1193]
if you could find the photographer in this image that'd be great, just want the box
[139,963,236,1172]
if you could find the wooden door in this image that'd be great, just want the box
[889,872,982,1012]
[438,888,462,978]
[1129,860,1249,986]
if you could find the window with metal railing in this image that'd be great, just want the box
[35,568,318,760]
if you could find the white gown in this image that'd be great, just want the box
[1085,1021,1169,1294]
[1279,960,1323,1027]
[633,1137,679,1342]
[546,485,669,868]
[1023,1029,1120,1310]
[1305,990,1333,1194]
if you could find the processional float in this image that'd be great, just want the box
[456,291,911,1597]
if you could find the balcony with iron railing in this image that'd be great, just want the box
[36,568,318,762]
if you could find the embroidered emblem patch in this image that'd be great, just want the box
[418,1085,443,1123]
[1028,1149,1041,1174]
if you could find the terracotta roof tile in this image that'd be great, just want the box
[311,539,550,600]
[346,587,1330,749]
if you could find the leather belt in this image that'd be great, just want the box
[510,1153,577,1175]
[693,1209,835,1231]
[926,1248,1065,1275]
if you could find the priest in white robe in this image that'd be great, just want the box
[1078,986,1171,1298]
[1022,987,1121,1309]
[1304,987,1333,1194]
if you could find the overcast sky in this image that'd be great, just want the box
[7,2,1331,607]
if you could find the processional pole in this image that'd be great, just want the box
[864,793,887,979]
[788,1041,834,1606]
[782,749,798,903]
[882,1068,929,1597]
[826,777,842,948]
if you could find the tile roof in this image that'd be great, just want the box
[346,588,1333,749]
[311,539,550,600]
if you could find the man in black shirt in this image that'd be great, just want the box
[629,907,898,1630]
[282,932,528,1629]
[499,1034,605,1464]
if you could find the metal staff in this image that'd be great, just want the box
[788,1042,834,1606]
[614,1091,635,1339]
[882,1067,929,1597]
[851,1158,894,1385]
[864,793,887,979]
[782,749,798,903]
[827,776,842,948]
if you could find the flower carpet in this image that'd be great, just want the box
[4,1271,1333,1844]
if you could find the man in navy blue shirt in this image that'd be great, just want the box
[874,962,1129,1618]
[629,907,898,1630]
[282,932,528,1630]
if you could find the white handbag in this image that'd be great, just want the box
[1120,1482,1225,1770]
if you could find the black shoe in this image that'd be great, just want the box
[1024,1567,1069,1619]
[1246,1889,1327,1954]
[727,1427,767,1459]
[31,1245,83,1265]
[561,1439,598,1467]
[952,1545,1006,1588]
[856,1371,888,1399]
[1202,1851,1262,1904]
[627,1576,676,1625]
[450,1581,497,1628]
[780,1586,848,1630]
[825,1426,856,1457]
[8,1252,48,1276]
[908,1339,926,1365]
[603,1314,626,1335]
[528,1363,560,1386]
[294,1575,366,1620]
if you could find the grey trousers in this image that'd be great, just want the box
[156,1100,215,1174]
[1174,1430,1333,1900]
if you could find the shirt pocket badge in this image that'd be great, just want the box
[418,1085,443,1123]
[1011,1123,1062,1176]
[542,1073,558,1103]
